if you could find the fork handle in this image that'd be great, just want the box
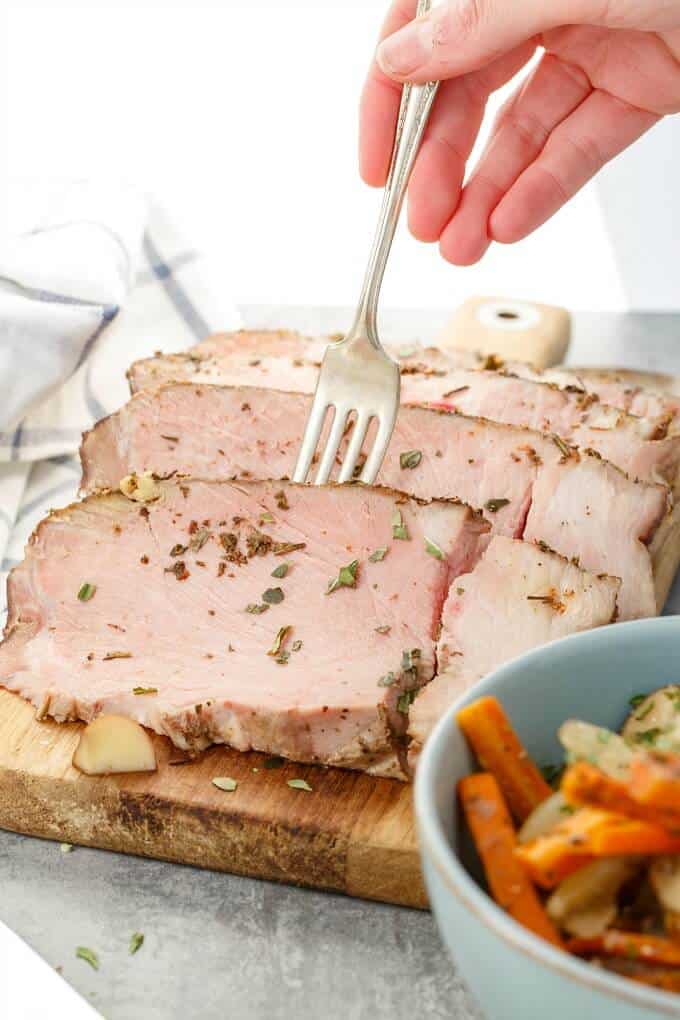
[350,0,439,348]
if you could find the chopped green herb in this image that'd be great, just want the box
[485,498,510,513]
[400,450,422,470]
[287,778,312,792]
[326,559,359,595]
[129,933,144,956]
[635,702,654,722]
[259,511,275,524]
[596,729,611,744]
[273,541,306,556]
[633,727,663,746]
[424,537,444,560]
[271,562,289,579]
[190,527,211,552]
[133,686,158,696]
[77,583,96,602]
[456,587,465,596]
[268,625,292,657]
[378,672,396,687]
[60,843,73,853]
[262,587,284,605]
[397,689,417,714]
[629,693,647,709]
[263,756,285,769]
[401,648,421,672]
[375,625,391,635]
[292,640,303,652]
[392,509,409,541]
[559,804,576,816]
[553,434,572,459]
[76,947,99,971]
[275,650,290,665]
[212,777,238,792]
[170,543,187,557]
[540,763,563,786]
[369,547,388,563]
[245,603,270,614]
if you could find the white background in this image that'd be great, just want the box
[3,0,679,313]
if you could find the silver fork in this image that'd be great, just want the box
[293,0,439,486]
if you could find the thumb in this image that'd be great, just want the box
[376,0,593,82]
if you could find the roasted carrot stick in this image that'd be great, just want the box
[514,808,603,888]
[630,753,680,822]
[456,696,552,823]
[593,958,680,993]
[515,806,680,887]
[568,931,680,967]
[588,815,680,856]
[458,772,564,947]
[562,761,680,833]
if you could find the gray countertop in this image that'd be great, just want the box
[2,305,679,1020]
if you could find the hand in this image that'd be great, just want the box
[360,0,680,264]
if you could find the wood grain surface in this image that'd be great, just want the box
[0,688,427,908]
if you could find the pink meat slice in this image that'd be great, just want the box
[81,383,669,620]
[0,479,486,778]
[407,536,620,768]
[127,330,680,488]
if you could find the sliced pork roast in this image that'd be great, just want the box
[407,536,620,768]
[81,383,669,620]
[127,330,680,489]
[0,479,487,778]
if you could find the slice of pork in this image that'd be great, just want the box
[0,479,487,778]
[407,536,620,768]
[127,330,680,489]
[81,383,669,620]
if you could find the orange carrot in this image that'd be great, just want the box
[588,814,680,856]
[456,696,552,823]
[568,931,680,967]
[562,761,680,833]
[514,808,603,888]
[458,772,563,948]
[515,806,680,887]
[630,753,680,822]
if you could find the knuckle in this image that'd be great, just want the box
[438,0,487,47]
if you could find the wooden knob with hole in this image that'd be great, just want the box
[438,296,571,369]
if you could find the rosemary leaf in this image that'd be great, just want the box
[212,777,238,792]
[77,583,96,602]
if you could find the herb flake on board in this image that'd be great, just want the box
[133,686,158,696]
[368,547,388,563]
[129,933,144,955]
[212,777,238,792]
[77,583,96,602]
[271,562,289,579]
[287,778,312,792]
[262,587,284,605]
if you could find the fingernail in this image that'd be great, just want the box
[377,17,433,76]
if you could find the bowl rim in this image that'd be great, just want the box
[415,616,680,1018]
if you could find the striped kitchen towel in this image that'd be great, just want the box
[0,180,240,617]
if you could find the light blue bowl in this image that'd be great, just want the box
[415,617,680,1020]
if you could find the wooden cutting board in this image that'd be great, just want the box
[0,688,426,908]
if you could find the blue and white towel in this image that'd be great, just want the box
[0,181,240,617]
